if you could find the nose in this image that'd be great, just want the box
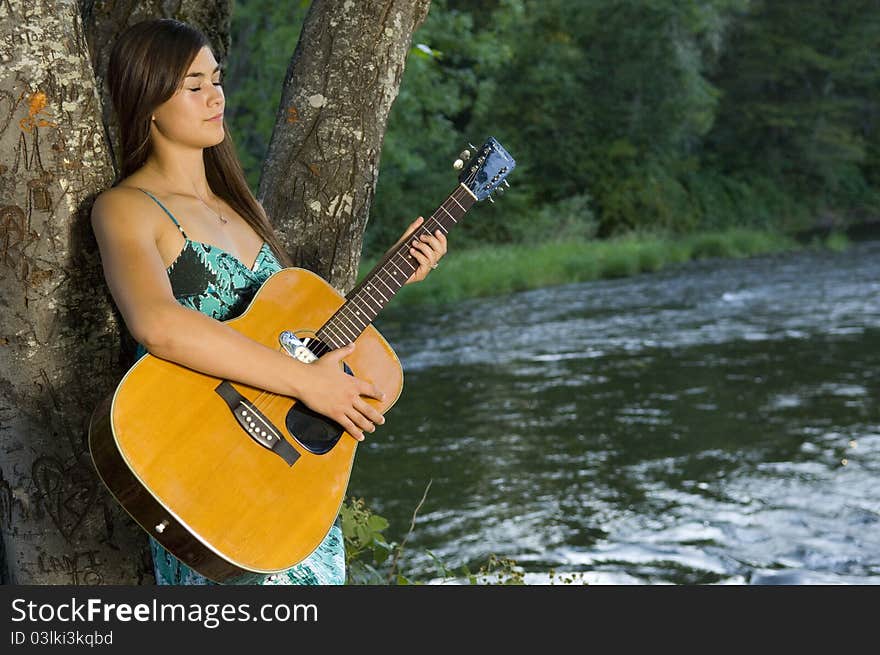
[207,83,224,107]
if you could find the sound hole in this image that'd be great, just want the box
[285,336,353,454]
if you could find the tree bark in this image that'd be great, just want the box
[0,0,232,584]
[259,0,432,293]
[0,0,133,584]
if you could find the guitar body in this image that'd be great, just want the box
[88,267,403,583]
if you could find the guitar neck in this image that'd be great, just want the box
[314,183,476,350]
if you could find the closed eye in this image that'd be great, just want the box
[188,79,223,92]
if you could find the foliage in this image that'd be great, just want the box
[340,495,586,584]
[226,0,880,254]
[339,497,396,585]
[226,0,311,192]
[704,0,880,207]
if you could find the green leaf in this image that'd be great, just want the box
[367,514,389,532]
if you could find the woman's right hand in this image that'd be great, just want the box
[294,343,386,441]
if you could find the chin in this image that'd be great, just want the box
[210,131,226,146]
[205,127,226,148]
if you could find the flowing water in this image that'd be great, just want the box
[348,239,880,584]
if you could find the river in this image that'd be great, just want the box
[349,239,880,584]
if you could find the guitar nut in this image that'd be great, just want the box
[156,519,169,533]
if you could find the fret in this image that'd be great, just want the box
[335,311,362,339]
[438,205,456,224]
[342,307,368,332]
[316,186,475,352]
[374,275,395,299]
[358,286,383,312]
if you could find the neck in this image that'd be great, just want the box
[142,146,211,198]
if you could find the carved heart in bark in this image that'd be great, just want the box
[32,457,97,542]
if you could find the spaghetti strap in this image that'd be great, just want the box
[137,187,189,239]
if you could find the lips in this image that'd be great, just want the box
[207,112,224,121]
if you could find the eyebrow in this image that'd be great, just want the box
[185,64,222,79]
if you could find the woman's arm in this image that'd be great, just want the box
[91,188,385,440]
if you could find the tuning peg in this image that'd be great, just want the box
[459,149,471,161]
[453,159,464,170]
[468,142,477,151]
[487,195,495,204]
[497,185,505,193]
[503,180,510,188]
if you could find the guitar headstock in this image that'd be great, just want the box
[455,136,516,202]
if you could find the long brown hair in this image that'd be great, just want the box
[106,18,292,267]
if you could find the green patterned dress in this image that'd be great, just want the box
[133,187,346,586]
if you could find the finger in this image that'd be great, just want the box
[425,230,447,256]
[418,232,443,254]
[411,241,436,263]
[434,230,448,253]
[328,345,355,369]
[339,415,365,442]
[327,343,355,361]
[355,397,386,426]
[409,244,431,266]
[346,409,375,434]
[393,217,424,249]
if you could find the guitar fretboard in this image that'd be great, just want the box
[310,184,475,355]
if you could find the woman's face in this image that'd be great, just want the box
[151,46,225,149]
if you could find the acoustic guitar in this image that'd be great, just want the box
[88,137,515,582]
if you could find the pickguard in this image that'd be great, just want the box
[280,330,353,454]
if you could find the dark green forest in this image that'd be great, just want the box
[226,0,880,258]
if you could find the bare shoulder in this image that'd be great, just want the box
[91,185,159,242]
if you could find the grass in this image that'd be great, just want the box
[358,228,849,308]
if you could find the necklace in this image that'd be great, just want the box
[191,183,228,224]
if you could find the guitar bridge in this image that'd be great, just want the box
[214,381,300,466]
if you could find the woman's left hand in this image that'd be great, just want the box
[396,216,448,285]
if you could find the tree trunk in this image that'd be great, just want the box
[0,0,133,584]
[259,0,432,293]
[0,0,231,584]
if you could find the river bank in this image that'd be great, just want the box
[362,228,850,308]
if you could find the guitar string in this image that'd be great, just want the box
[245,182,477,433]
[246,184,473,425]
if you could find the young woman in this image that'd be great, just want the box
[92,18,447,585]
